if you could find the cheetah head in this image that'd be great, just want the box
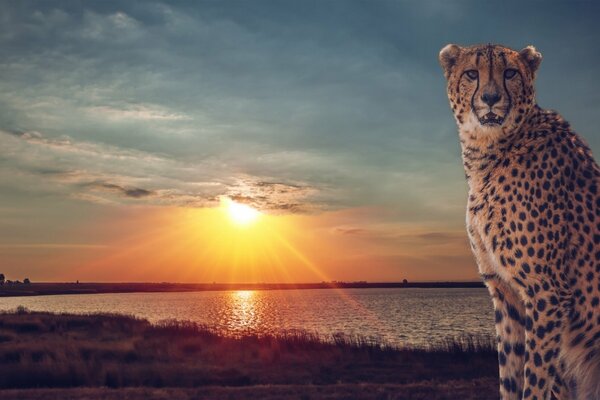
[439,44,542,139]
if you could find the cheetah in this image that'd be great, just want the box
[439,43,600,400]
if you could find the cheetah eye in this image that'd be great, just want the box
[504,69,518,79]
[465,70,478,80]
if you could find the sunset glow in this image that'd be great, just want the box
[38,204,475,284]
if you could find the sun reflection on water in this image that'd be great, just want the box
[226,290,259,333]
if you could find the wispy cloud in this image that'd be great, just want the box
[86,104,191,121]
[225,179,318,213]
[90,182,154,199]
[333,227,368,236]
[1,129,320,212]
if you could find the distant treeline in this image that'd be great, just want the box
[0,281,484,298]
[0,273,31,286]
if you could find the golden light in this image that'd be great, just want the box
[78,198,335,284]
[222,198,261,226]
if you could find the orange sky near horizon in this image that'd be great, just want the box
[0,200,477,283]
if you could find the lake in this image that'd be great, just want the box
[0,287,495,347]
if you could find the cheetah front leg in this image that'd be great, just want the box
[549,365,572,400]
[521,292,562,400]
[484,275,526,400]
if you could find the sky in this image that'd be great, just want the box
[1,0,599,283]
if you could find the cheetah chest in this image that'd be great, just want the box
[465,193,510,281]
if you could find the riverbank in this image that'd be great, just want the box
[0,281,484,297]
[0,309,498,399]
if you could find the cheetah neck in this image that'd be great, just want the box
[458,106,546,190]
[458,124,517,188]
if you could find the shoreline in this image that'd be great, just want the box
[0,281,484,298]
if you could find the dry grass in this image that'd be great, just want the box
[0,380,499,400]
[0,308,498,397]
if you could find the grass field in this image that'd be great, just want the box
[0,380,499,400]
[0,308,499,399]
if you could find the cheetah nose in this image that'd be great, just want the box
[481,92,501,107]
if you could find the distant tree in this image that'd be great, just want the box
[402,279,408,285]
[0,273,4,285]
[23,278,30,284]
[14,280,21,285]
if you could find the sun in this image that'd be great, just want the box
[222,198,261,226]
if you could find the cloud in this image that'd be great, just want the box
[330,225,469,253]
[416,232,467,244]
[80,10,143,42]
[225,179,318,213]
[2,129,164,163]
[333,227,368,235]
[0,129,320,212]
[92,183,154,199]
[86,104,191,121]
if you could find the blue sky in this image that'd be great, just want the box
[1,1,599,281]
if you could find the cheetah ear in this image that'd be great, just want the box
[519,46,542,75]
[439,44,463,79]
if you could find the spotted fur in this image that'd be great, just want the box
[440,43,600,400]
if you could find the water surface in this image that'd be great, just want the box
[0,288,495,347]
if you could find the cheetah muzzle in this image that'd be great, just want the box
[480,111,505,126]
